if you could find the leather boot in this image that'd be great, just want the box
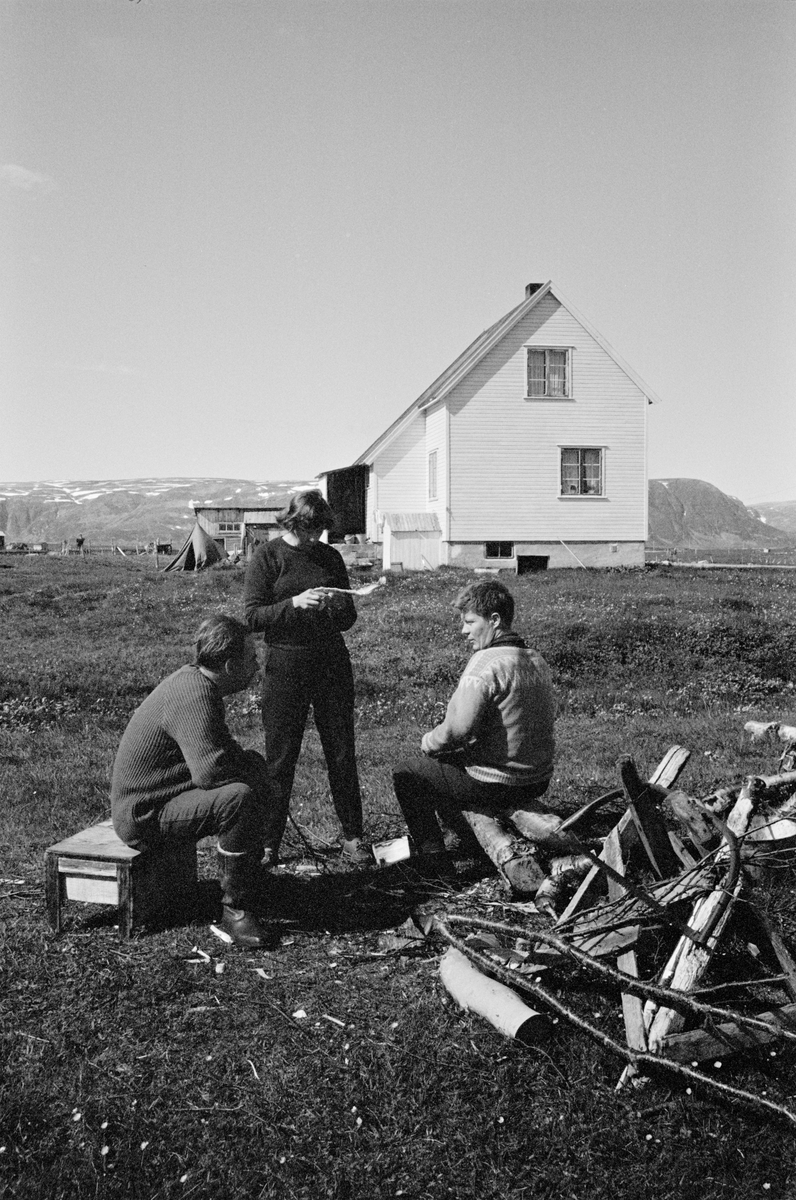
[217,850,275,949]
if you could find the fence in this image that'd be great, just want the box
[646,547,796,568]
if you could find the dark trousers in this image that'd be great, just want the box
[260,641,362,853]
[392,754,550,852]
[128,750,269,856]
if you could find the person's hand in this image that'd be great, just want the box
[292,588,326,610]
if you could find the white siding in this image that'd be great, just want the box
[424,403,447,535]
[367,416,426,539]
[447,295,648,542]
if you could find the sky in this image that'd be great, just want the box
[2,0,795,504]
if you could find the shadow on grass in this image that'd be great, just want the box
[55,857,498,941]
[261,859,494,934]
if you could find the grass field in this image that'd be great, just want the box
[2,556,796,1199]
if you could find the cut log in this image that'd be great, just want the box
[459,809,522,867]
[744,720,796,745]
[460,809,545,894]
[658,1003,796,1063]
[506,808,573,850]
[438,947,552,1046]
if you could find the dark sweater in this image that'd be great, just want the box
[111,665,250,844]
[243,537,356,647]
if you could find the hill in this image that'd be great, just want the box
[1,475,793,551]
[753,499,796,539]
[647,478,795,550]
[0,477,316,544]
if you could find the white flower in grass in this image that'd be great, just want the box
[140,1142,149,1151]
[101,1146,109,1157]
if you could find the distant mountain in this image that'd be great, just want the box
[753,499,796,539]
[648,479,795,550]
[1,474,793,551]
[0,478,316,544]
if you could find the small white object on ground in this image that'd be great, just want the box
[372,836,411,865]
[210,924,233,944]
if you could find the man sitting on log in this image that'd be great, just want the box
[392,579,556,892]
[111,614,274,948]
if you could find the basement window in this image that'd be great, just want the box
[527,348,570,398]
[561,448,603,496]
[485,542,514,558]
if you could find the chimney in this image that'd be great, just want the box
[525,283,542,299]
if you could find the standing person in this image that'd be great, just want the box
[392,579,556,891]
[243,490,369,866]
[111,614,274,948]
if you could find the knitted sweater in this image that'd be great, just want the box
[111,665,251,843]
[421,633,555,786]
[244,538,356,647]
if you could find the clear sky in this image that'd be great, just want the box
[3,0,794,503]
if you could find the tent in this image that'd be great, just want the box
[164,522,227,572]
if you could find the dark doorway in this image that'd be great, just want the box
[517,555,549,574]
[323,465,368,538]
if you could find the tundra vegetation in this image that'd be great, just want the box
[2,556,796,1199]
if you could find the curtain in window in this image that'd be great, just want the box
[561,449,580,494]
[583,449,602,494]
[527,350,546,396]
[547,350,567,397]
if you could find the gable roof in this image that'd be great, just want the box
[354,281,661,466]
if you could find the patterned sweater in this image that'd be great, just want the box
[111,665,251,844]
[421,634,555,786]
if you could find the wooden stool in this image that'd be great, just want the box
[45,819,198,938]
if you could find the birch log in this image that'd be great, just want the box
[439,946,552,1046]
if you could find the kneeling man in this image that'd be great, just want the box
[393,580,556,889]
[112,614,273,947]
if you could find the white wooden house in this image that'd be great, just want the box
[321,281,660,570]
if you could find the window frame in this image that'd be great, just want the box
[218,522,242,533]
[559,447,605,498]
[484,541,515,559]
[525,347,572,399]
[428,449,438,502]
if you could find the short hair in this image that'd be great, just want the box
[194,614,250,670]
[277,489,336,534]
[453,579,515,627]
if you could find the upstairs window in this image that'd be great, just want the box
[561,448,603,496]
[428,450,438,501]
[527,348,569,398]
[485,541,514,558]
[218,522,241,532]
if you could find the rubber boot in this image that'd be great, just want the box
[217,850,275,949]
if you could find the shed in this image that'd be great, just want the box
[381,512,441,571]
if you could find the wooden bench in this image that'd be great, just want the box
[45,819,198,938]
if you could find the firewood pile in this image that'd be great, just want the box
[430,722,796,1125]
